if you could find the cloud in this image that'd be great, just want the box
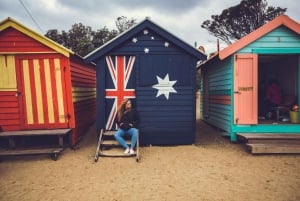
[0,0,299,54]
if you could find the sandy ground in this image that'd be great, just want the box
[1,99,300,201]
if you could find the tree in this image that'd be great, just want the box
[45,16,133,57]
[115,16,137,33]
[201,0,287,44]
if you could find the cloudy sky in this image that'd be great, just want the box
[0,0,299,55]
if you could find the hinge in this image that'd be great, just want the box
[235,118,239,124]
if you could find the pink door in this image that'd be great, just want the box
[233,54,258,124]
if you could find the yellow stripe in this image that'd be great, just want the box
[54,59,65,123]
[33,59,44,124]
[23,60,33,124]
[72,87,96,102]
[0,55,17,91]
[44,59,55,123]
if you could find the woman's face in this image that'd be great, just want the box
[125,100,132,110]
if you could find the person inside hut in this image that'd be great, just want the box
[114,98,139,154]
[265,79,282,119]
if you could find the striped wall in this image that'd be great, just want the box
[200,57,232,132]
[238,26,300,53]
[69,58,96,143]
[19,56,68,128]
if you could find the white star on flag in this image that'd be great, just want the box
[152,73,177,99]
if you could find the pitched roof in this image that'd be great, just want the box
[0,17,73,57]
[219,15,300,60]
[84,18,206,62]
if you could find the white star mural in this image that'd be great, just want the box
[152,74,177,99]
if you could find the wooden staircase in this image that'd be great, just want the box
[94,129,140,162]
[237,133,300,154]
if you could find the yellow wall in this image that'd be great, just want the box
[0,55,17,91]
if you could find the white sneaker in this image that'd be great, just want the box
[124,147,130,154]
[129,149,135,155]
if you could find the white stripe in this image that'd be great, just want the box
[106,99,117,130]
[106,56,117,88]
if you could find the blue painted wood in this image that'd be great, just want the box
[85,18,206,62]
[200,24,300,142]
[239,27,300,53]
[200,57,232,133]
[86,18,205,145]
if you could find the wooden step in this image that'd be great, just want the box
[0,129,71,137]
[0,147,64,160]
[99,148,136,157]
[101,140,131,146]
[103,131,115,136]
[246,143,300,154]
[237,133,300,143]
[0,148,63,156]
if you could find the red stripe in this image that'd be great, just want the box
[28,59,38,124]
[39,59,49,124]
[49,58,59,124]
[59,58,68,124]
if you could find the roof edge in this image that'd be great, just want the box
[0,17,73,57]
[219,15,300,60]
[84,17,207,62]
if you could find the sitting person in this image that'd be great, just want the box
[114,98,139,154]
[265,79,282,119]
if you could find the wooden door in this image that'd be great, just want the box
[16,55,69,129]
[233,54,258,124]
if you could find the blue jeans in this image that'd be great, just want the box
[114,128,138,149]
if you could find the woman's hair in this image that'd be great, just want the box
[117,98,131,122]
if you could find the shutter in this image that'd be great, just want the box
[233,54,258,124]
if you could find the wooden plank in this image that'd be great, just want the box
[103,131,116,136]
[248,139,300,144]
[0,129,71,137]
[100,148,136,157]
[237,133,300,141]
[101,140,131,146]
[246,143,300,154]
[0,147,63,156]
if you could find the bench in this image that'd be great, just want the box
[0,129,71,160]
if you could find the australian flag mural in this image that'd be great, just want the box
[84,18,206,145]
[105,55,136,130]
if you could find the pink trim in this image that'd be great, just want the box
[219,15,300,60]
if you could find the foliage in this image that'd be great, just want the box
[45,16,136,57]
[115,16,137,33]
[201,0,287,44]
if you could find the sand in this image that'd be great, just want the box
[1,96,300,201]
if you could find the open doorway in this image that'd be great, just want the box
[258,54,299,124]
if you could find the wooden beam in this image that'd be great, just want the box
[247,143,300,154]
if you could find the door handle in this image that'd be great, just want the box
[15,92,22,97]
[234,91,241,94]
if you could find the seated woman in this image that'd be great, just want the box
[265,79,282,119]
[114,98,139,154]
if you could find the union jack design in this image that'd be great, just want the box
[105,56,136,130]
